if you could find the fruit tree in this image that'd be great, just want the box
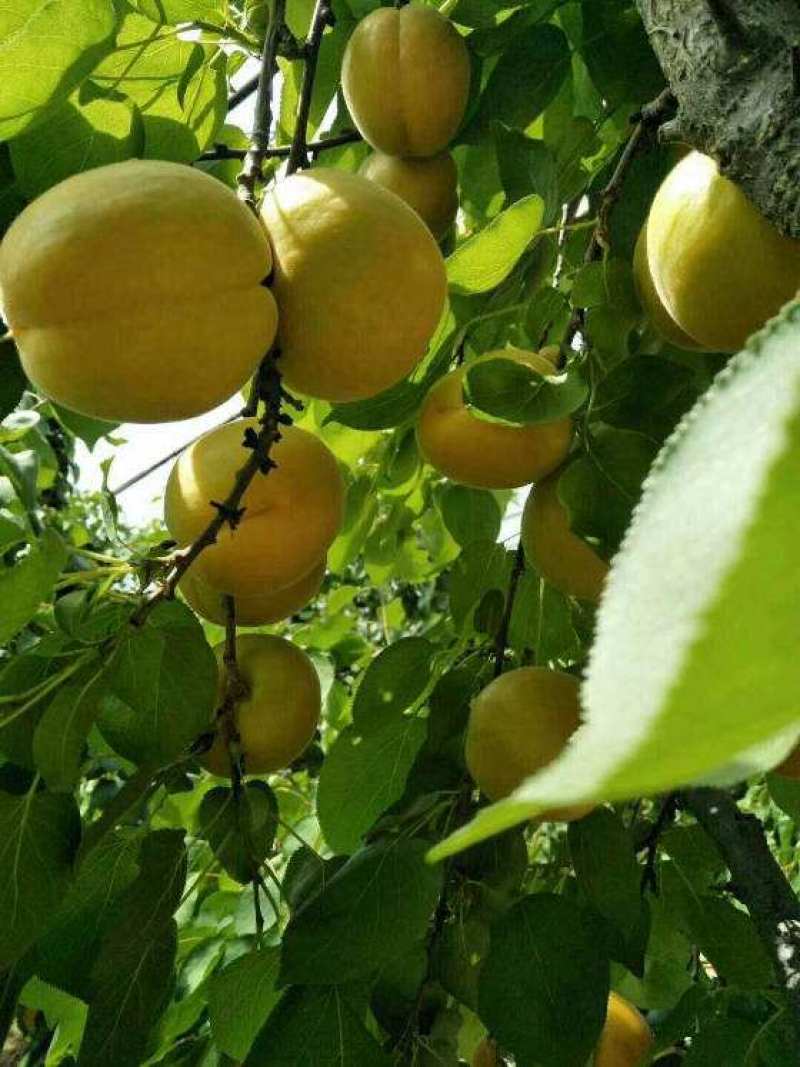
[2,1,800,1065]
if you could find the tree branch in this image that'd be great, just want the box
[682,787,800,1047]
[493,542,526,678]
[286,0,336,174]
[238,0,288,206]
[635,0,800,236]
[198,129,361,163]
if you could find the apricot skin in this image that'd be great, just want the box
[359,151,458,240]
[633,225,705,352]
[261,168,447,402]
[521,472,608,602]
[646,151,800,352]
[342,4,470,158]
[0,160,277,423]
[594,993,653,1067]
[180,558,325,628]
[417,348,572,490]
[465,667,592,822]
[164,419,344,599]
[202,634,320,777]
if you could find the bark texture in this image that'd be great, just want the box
[635,0,800,236]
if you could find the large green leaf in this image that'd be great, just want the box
[474,24,570,133]
[197,781,278,884]
[280,839,443,985]
[0,529,67,646]
[208,948,282,1062]
[431,300,800,859]
[0,0,117,141]
[464,355,588,425]
[351,637,434,729]
[447,195,544,295]
[32,662,109,792]
[0,788,81,966]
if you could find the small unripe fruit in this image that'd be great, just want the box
[261,168,447,402]
[0,160,277,423]
[646,151,800,352]
[359,151,458,240]
[417,348,572,489]
[203,634,320,777]
[594,993,653,1067]
[633,224,705,351]
[342,4,470,158]
[165,419,344,598]
[465,667,592,822]
[180,558,325,627]
[521,472,608,602]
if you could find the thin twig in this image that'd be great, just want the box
[286,0,335,174]
[638,793,678,894]
[238,0,288,206]
[220,594,248,794]
[110,415,239,496]
[198,129,362,163]
[493,542,526,678]
[228,72,260,112]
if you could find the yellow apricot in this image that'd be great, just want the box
[164,419,344,598]
[359,151,458,240]
[521,472,608,602]
[646,151,800,352]
[203,634,320,777]
[342,4,470,158]
[465,667,592,822]
[593,993,653,1067]
[633,225,705,351]
[417,348,572,489]
[180,557,325,627]
[0,160,276,423]
[261,168,446,402]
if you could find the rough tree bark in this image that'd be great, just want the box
[635,0,800,237]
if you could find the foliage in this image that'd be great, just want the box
[0,1,798,1065]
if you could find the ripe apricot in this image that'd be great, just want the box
[164,419,344,598]
[521,472,608,602]
[633,225,705,351]
[0,160,277,423]
[202,634,320,777]
[359,151,458,240]
[594,993,653,1067]
[646,151,800,352]
[417,348,572,489]
[342,4,470,158]
[180,557,325,627]
[465,667,592,822]
[261,168,447,401]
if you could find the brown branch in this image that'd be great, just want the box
[286,0,336,174]
[227,73,260,112]
[198,129,362,163]
[238,0,288,206]
[682,788,800,1049]
[493,542,526,678]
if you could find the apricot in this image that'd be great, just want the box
[0,160,276,423]
[341,4,470,158]
[164,419,344,598]
[261,168,447,401]
[180,557,325,627]
[359,151,458,240]
[417,348,572,489]
[521,471,608,602]
[465,667,593,822]
[646,151,800,352]
[633,225,705,351]
[203,634,320,777]
[594,993,653,1067]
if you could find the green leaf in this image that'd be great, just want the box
[138,0,225,20]
[449,540,513,633]
[494,123,559,222]
[569,807,649,973]
[478,894,609,1067]
[98,600,217,766]
[464,355,588,425]
[19,977,87,1063]
[0,788,81,966]
[439,485,502,546]
[208,948,282,1062]
[53,405,117,449]
[683,1015,765,1066]
[0,352,26,422]
[0,443,39,510]
[246,985,393,1066]
[430,300,800,860]
[0,0,117,140]
[197,781,278,884]
[280,839,443,985]
[525,285,571,348]
[10,91,142,198]
[352,637,434,729]
[0,530,67,645]
[475,24,570,133]
[317,710,428,854]
[578,0,665,112]
[447,195,544,295]
[32,663,108,792]
[591,356,698,441]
